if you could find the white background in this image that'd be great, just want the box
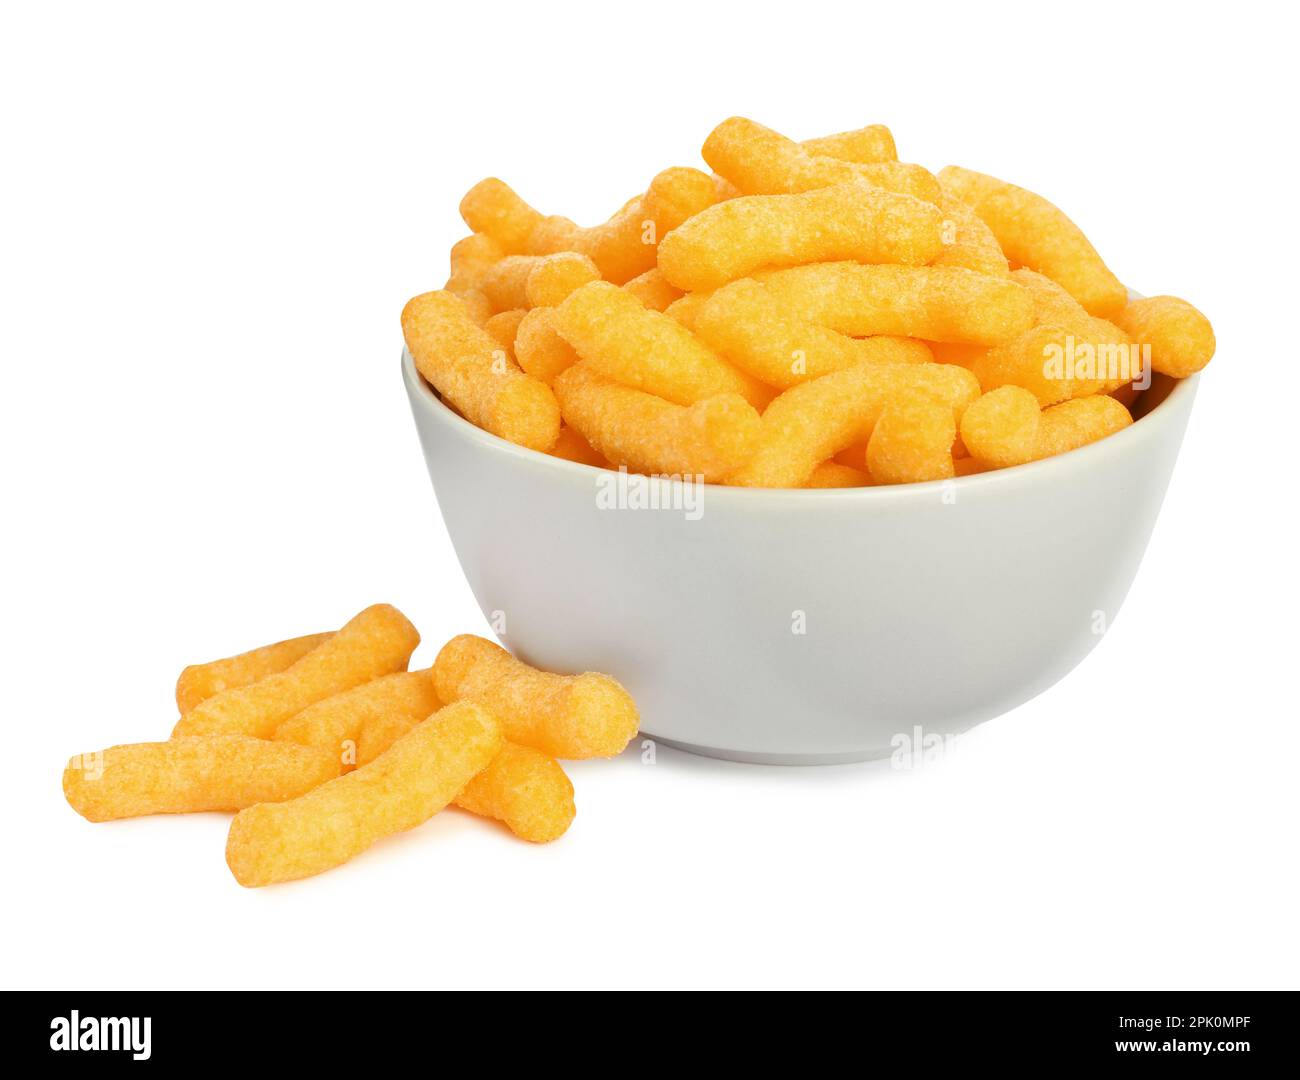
[3,2,1296,990]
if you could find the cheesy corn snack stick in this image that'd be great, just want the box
[433,634,639,760]
[932,196,1010,277]
[657,182,944,292]
[801,124,897,163]
[446,233,505,293]
[454,741,575,843]
[173,604,420,739]
[959,386,1042,468]
[514,307,581,385]
[64,736,340,822]
[226,701,501,887]
[459,178,547,254]
[547,424,610,467]
[402,290,561,452]
[1113,295,1215,378]
[702,117,938,201]
[273,670,441,769]
[695,278,931,389]
[1034,395,1133,459]
[754,263,1034,345]
[866,393,958,484]
[525,252,602,308]
[553,363,761,483]
[729,363,979,488]
[176,632,333,714]
[554,281,770,407]
[483,309,526,360]
[807,461,872,488]
[939,165,1127,317]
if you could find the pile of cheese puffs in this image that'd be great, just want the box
[403,117,1215,486]
[63,605,639,886]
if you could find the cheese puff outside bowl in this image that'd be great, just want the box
[403,348,1198,764]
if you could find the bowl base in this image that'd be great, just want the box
[646,732,889,766]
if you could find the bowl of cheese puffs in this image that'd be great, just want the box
[402,117,1213,763]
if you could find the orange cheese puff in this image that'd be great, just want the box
[1034,395,1132,460]
[514,307,580,386]
[454,741,575,843]
[808,461,873,488]
[663,291,711,330]
[176,632,333,714]
[446,232,505,293]
[529,167,717,284]
[434,634,638,760]
[1113,295,1215,378]
[938,165,1126,317]
[454,287,493,327]
[548,424,609,467]
[484,309,526,359]
[226,702,501,887]
[755,262,1033,346]
[622,267,685,311]
[702,117,938,201]
[695,279,930,389]
[867,393,958,484]
[959,386,1042,468]
[960,270,1133,404]
[729,363,979,489]
[553,363,761,482]
[64,736,340,822]
[658,183,944,293]
[273,670,441,770]
[525,252,601,308]
[933,196,1010,277]
[712,173,742,200]
[459,178,547,254]
[801,124,897,163]
[554,281,771,408]
[402,290,561,451]
[173,604,420,739]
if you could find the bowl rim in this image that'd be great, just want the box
[402,347,1199,504]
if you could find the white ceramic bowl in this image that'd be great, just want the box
[404,349,1198,763]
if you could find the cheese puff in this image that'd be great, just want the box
[525,252,601,308]
[513,307,580,386]
[530,167,717,284]
[64,736,340,821]
[459,178,548,254]
[703,117,938,201]
[959,385,1042,467]
[658,183,944,292]
[939,165,1126,317]
[867,393,958,484]
[729,364,980,488]
[1035,395,1133,459]
[226,701,501,887]
[808,461,873,488]
[446,233,505,293]
[553,363,761,483]
[1113,295,1215,378]
[755,262,1032,345]
[453,741,575,843]
[453,288,493,327]
[434,635,638,760]
[801,124,898,163]
[695,278,932,389]
[173,605,420,739]
[402,290,561,451]
[548,424,610,467]
[932,196,1010,277]
[175,632,333,714]
[957,270,1134,404]
[554,281,771,408]
[273,670,441,770]
[484,309,526,360]
[621,267,685,311]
